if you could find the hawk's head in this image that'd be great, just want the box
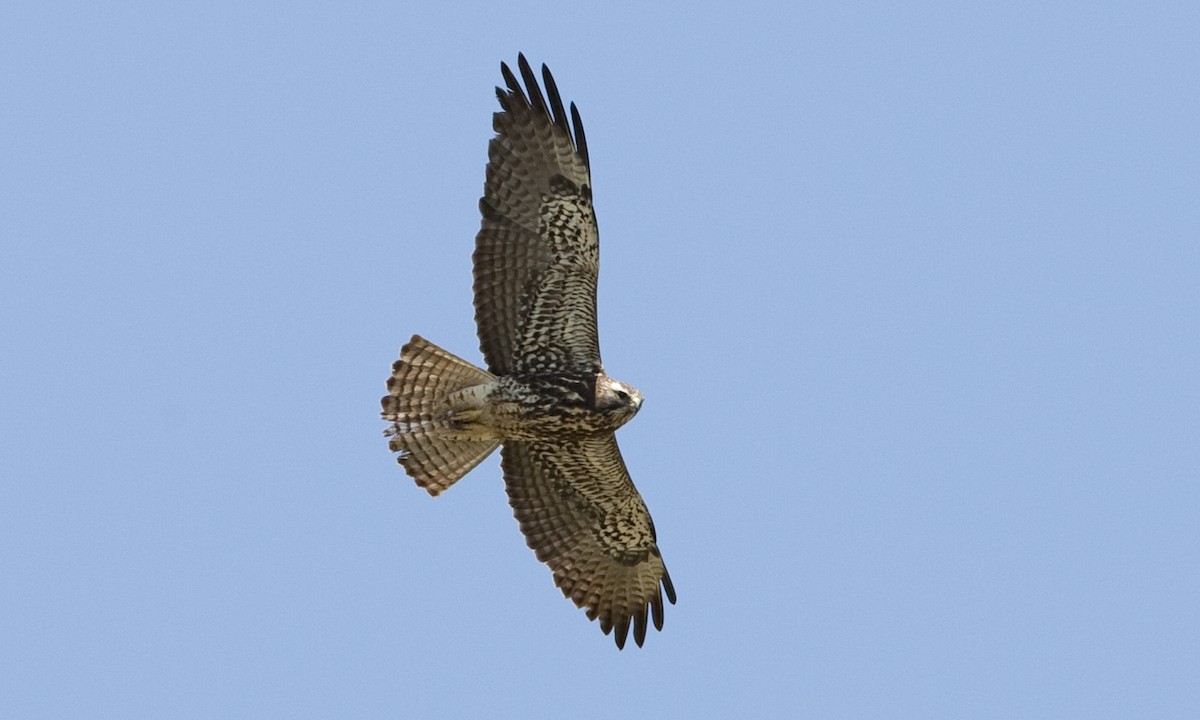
[594,376,643,428]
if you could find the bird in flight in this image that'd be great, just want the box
[381,54,675,649]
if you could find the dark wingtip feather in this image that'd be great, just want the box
[613,616,631,650]
[499,60,524,106]
[570,102,589,168]
[516,53,548,117]
[494,87,512,114]
[662,566,677,605]
[541,63,570,134]
[651,592,665,631]
[633,605,649,648]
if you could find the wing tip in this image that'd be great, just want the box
[662,564,678,605]
[494,53,590,170]
[597,576,676,650]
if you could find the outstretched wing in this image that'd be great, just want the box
[501,436,676,649]
[473,54,601,376]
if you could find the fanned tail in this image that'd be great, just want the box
[382,335,500,495]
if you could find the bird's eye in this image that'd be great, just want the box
[616,390,630,402]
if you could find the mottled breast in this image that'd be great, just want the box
[485,372,641,439]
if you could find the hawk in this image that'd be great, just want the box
[381,55,675,649]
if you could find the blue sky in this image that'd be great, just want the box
[3,1,1198,717]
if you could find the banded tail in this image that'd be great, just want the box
[382,335,500,495]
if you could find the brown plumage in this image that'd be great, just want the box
[381,54,674,649]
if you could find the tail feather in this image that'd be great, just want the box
[382,335,500,495]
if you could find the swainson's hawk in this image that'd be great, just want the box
[382,54,674,649]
